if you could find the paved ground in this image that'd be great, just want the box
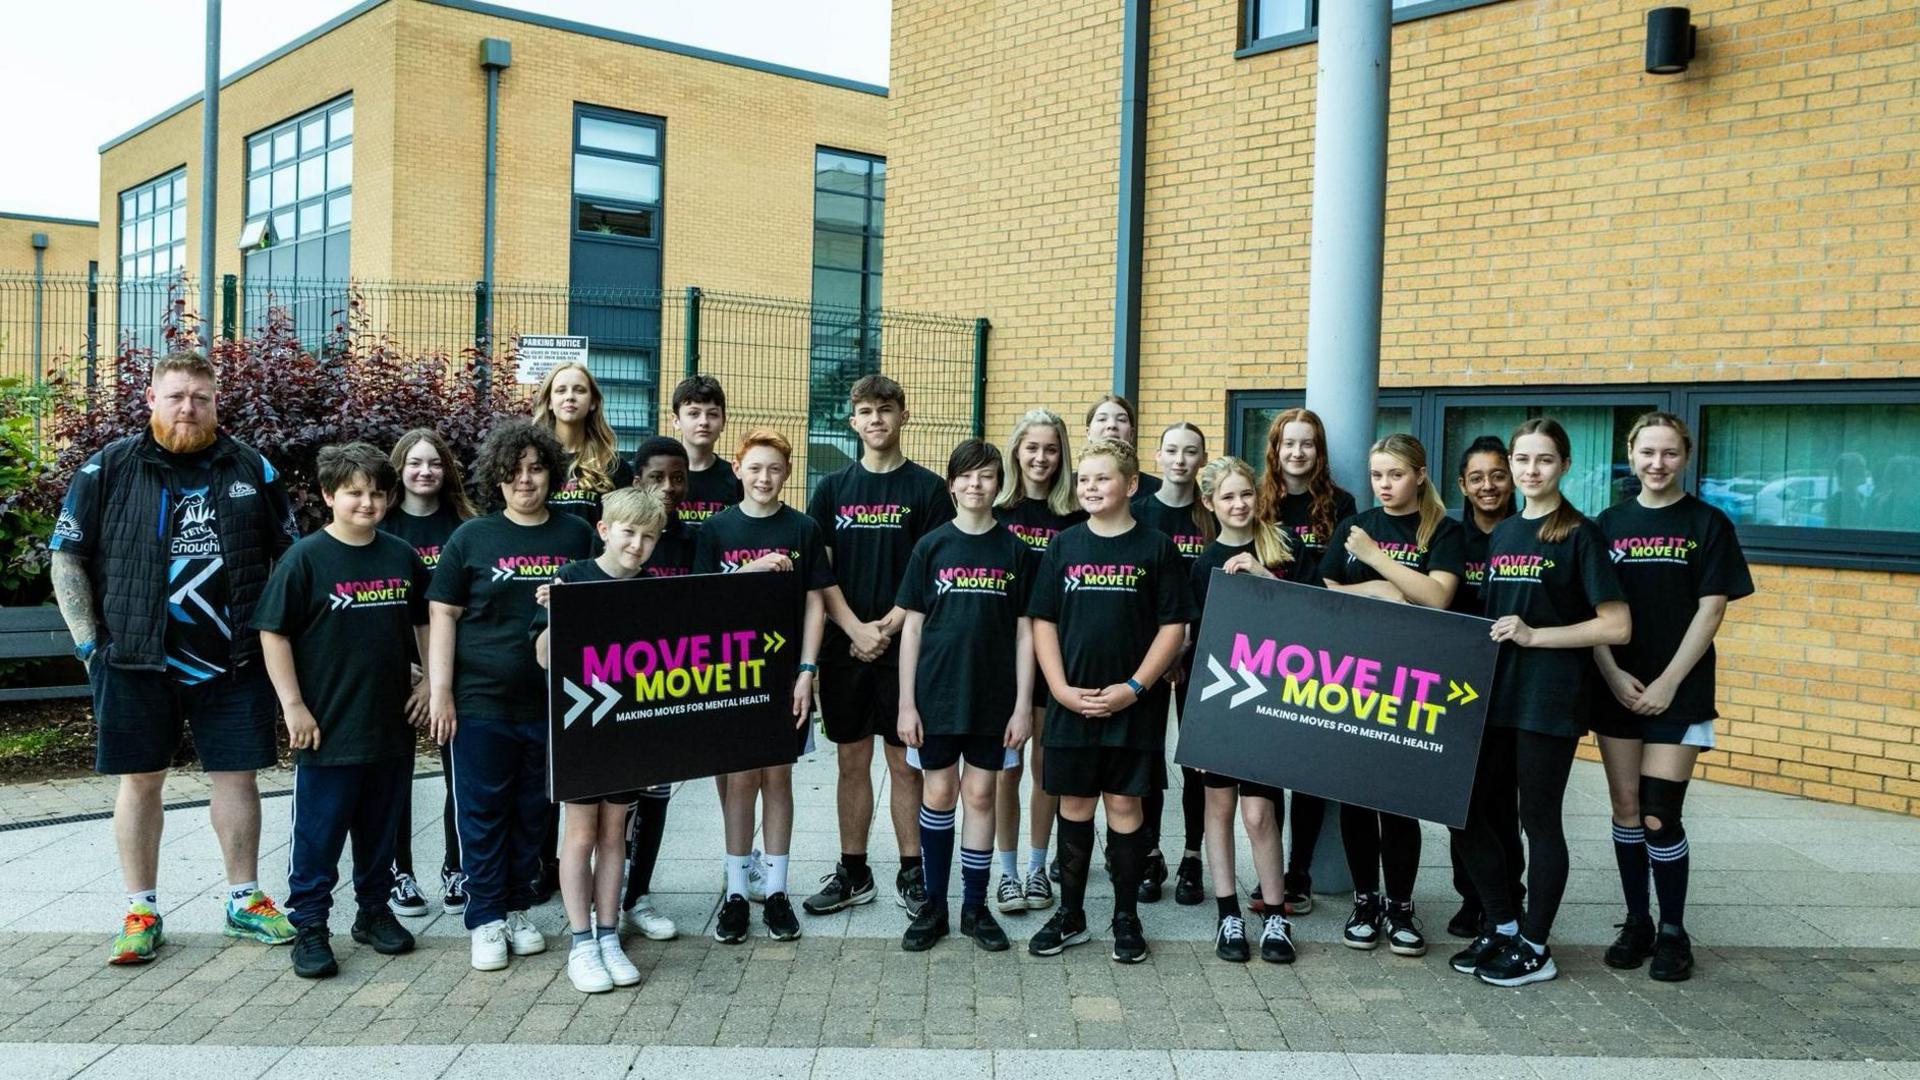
[1,744,1917,1077]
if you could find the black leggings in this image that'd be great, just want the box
[391,760,460,877]
[621,790,672,906]
[1288,793,1328,880]
[1455,726,1577,943]
[1339,804,1420,901]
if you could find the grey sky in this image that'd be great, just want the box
[2,0,889,221]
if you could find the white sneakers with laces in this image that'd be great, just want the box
[598,933,642,987]
[504,910,546,955]
[623,895,678,940]
[470,920,508,971]
[567,940,613,993]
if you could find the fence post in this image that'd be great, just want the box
[971,317,991,440]
[221,274,237,341]
[683,285,701,380]
[473,280,492,394]
[85,261,99,391]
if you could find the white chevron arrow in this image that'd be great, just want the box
[1199,654,1236,702]
[1229,665,1266,709]
[490,565,515,582]
[561,678,593,728]
[589,679,621,726]
[329,592,352,611]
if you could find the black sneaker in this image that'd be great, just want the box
[1028,908,1091,956]
[1214,913,1250,962]
[763,893,801,941]
[291,924,337,979]
[901,905,950,952]
[1111,911,1148,964]
[1384,900,1426,957]
[1604,914,1657,970]
[802,864,877,915]
[1137,851,1168,904]
[388,870,429,918]
[352,909,417,955]
[961,905,1010,952]
[1449,931,1501,975]
[441,868,469,915]
[1259,914,1297,964]
[1282,872,1314,916]
[1342,893,1384,950]
[1649,929,1694,982]
[1476,937,1558,987]
[1446,901,1483,939]
[1174,856,1204,906]
[896,865,930,918]
[714,894,751,944]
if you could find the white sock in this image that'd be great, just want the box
[1523,935,1547,955]
[227,881,259,908]
[725,854,751,899]
[997,849,1018,879]
[128,889,157,909]
[1027,846,1048,876]
[766,853,790,896]
[1495,920,1520,937]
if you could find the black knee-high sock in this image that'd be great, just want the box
[1612,822,1649,918]
[1180,768,1206,853]
[1140,790,1164,849]
[1057,815,1095,914]
[1108,825,1146,918]
[1648,824,1689,932]
[622,793,670,908]
[918,804,956,914]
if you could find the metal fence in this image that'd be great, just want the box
[0,273,988,489]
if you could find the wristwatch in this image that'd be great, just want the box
[74,640,97,664]
[798,662,819,675]
[1125,677,1146,696]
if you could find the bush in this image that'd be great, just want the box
[24,299,528,546]
[0,379,56,606]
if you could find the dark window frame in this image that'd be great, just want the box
[806,146,886,492]
[1238,0,1512,58]
[117,167,188,282]
[571,103,666,248]
[1225,380,1920,573]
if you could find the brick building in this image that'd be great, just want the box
[0,214,98,277]
[887,0,1920,813]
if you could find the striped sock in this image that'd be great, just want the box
[918,804,956,913]
[1611,822,1650,918]
[1648,827,1690,932]
[961,847,991,911]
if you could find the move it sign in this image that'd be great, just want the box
[545,571,801,802]
[1176,574,1497,828]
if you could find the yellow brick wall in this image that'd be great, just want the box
[889,0,1920,813]
[0,217,99,276]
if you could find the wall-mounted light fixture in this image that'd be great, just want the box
[1646,7,1696,75]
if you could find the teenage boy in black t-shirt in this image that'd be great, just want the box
[803,375,955,919]
[662,376,745,530]
[1026,438,1192,964]
[633,436,697,578]
[255,443,429,979]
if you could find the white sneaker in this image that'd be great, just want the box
[747,848,769,903]
[598,933,642,987]
[567,941,613,993]
[470,920,509,971]
[504,910,547,955]
[623,895,678,941]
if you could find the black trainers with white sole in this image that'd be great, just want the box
[1342,893,1384,950]
[1214,914,1250,963]
[802,864,877,915]
[1475,937,1558,987]
[714,894,752,944]
[388,871,428,918]
[1384,900,1427,957]
[1259,914,1297,964]
[1028,908,1090,956]
[1450,931,1501,975]
[763,893,801,941]
[1110,911,1148,964]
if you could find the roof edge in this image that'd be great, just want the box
[0,211,100,227]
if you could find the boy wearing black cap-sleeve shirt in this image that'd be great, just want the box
[662,376,744,530]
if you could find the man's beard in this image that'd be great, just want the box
[150,414,217,454]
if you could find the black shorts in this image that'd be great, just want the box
[565,791,640,807]
[1043,745,1157,798]
[1590,704,1715,748]
[818,659,903,746]
[912,733,1013,772]
[1197,769,1284,803]
[91,655,278,775]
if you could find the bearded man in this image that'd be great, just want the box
[51,350,302,964]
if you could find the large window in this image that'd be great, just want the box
[243,96,353,344]
[1244,0,1510,53]
[807,148,885,489]
[117,169,187,352]
[569,106,666,448]
[1226,382,1920,570]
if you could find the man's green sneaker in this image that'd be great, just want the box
[223,890,296,945]
[108,903,165,965]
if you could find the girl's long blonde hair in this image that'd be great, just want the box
[1370,433,1448,549]
[997,408,1078,517]
[531,361,622,494]
[1198,457,1293,569]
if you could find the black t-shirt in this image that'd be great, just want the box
[1318,508,1467,597]
[1135,472,1162,500]
[1595,495,1755,724]
[677,458,744,529]
[252,530,429,766]
[692,504,835,589]
[1026,522,1193,750]
[1451,516,1508,616]
[426,512,596,717]
[994,498,1088,557]
[379,504,462,571]
[806,460,953,665]
[1482,514,1627,737]
[1130,492,1209,565]
[529,558,620,637]
[547,454,635,530]
[1275,488,1359,569]
[894,522,1036,737]
[642,520,698,578]
[1189,534,1314,622]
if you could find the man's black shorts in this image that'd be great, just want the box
[91,654,278,775]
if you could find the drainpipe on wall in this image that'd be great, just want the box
[1111,0,1149,402]
[478,36,512,377]
[31,233,47,441]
